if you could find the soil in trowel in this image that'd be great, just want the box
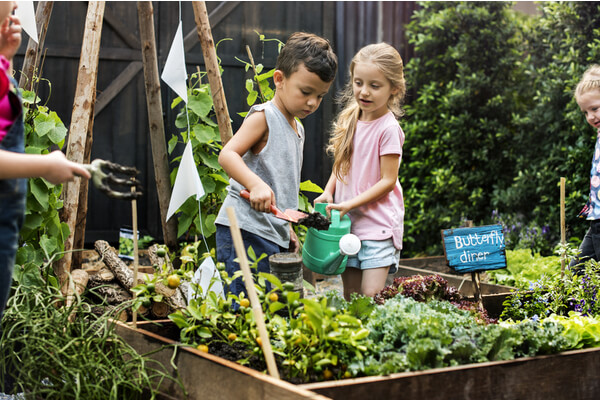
[298,212,331,230]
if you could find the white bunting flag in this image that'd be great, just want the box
[161,20,187,103]
[15,1,38,44]
[166,140,204,221]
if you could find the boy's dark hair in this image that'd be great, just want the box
[276,32,337,83]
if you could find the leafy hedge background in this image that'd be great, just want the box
[401,1,600,257]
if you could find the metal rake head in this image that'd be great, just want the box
[84,159,143,200]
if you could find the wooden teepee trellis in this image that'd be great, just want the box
[21,1,233,287]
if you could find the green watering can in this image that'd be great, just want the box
[302,203,361,275]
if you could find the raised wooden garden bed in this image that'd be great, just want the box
[118,319,600,400]
[114,321,328,400]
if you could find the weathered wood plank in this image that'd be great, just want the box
[57,1,105,282]
[116,321,330,400]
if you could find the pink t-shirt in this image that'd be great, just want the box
[334,111,405,249]
[0,55,14,144]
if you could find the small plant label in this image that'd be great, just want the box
[441,224,506,273]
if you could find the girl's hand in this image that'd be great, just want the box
[314,192,333,205]
[0,15,21,60]
[42,151,91,184]
[325,202,352,219]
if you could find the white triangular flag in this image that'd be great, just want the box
[161,20,187,103]
[190,257,224,300]
[15,1,38,44]
[166,140,204,221]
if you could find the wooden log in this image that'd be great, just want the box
[89,266,115,283]
[57,1,105,284]
[137,1,178,249]
[192,1,233,145]
[147,244,187,309]
[61,268,89,322]
[62,268,89,307]
[151,301,171,319]
[94,240,134,289]
[91,283,132,305]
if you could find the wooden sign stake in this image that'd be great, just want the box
[226,207,280,379]
[560,177,566,277]
[464,220,484,312]
[131,186,139,328]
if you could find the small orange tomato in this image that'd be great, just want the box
[196,344,209,353]
[227,333,237,341]
[239,298,250,308]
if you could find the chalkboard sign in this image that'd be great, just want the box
[441,225,506,273]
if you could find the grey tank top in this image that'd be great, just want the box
[215,101,304,247]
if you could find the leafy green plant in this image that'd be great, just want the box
[16,88,71,271]
[360,296,569,375]
[168,71,229,244]
[401,2,530,256]
[494,2,600,249]
[168,248,371,382]
[487,249,561,289]
[500,257,600,321]
[2,257,182,399]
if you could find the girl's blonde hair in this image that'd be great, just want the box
[327,43,406,181]
[575,64,600,101]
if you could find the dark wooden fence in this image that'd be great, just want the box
[13,1,416,245]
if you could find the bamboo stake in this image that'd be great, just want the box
[131,186,139,328]
[192,1,233,145]
[226,207,279,379]
[137,1,178,249]
[560,177,566,277]
[57,1,105,285]
[246,45,264,101]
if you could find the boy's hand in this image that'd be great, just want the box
[246,182,275,213]
[0,15,21,60]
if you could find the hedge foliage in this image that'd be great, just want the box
[401,1,600,256]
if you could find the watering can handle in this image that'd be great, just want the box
[331,209,340,226]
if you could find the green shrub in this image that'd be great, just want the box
[402,2,529,255]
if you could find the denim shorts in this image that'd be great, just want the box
[345,238,400,274]
[215,224,285,296]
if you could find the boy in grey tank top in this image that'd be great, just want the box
[215,32,337,297]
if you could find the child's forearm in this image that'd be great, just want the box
[344,176,397,210]
[0,150,50,179]
[341,154,400,211]
[0,150,90,183]
[323,173,337,196]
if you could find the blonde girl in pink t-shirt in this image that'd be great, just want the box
[314,43,406,300]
